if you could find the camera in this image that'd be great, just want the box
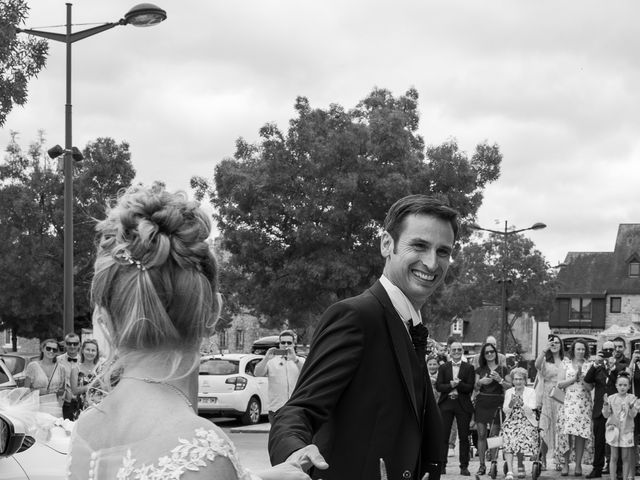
[600,349,613,359]
[273,348,288,356]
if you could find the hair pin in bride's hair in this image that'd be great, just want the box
[114,248,147,271]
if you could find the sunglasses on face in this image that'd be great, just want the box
[44,346,58,352]
[279,341,293,346]
[66,341,79,346]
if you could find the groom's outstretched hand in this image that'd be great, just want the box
[286,444,329,472]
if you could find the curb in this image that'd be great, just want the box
[230,422,271,434]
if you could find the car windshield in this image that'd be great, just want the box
[0,356,25,375]
[199,359,240,375]
[0,361,12,385]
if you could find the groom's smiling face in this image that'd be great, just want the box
[381,213,454,310]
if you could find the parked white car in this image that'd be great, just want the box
[197,354,268,425]
[0,388,69,479]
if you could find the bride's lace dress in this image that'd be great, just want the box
[67,423,261,479]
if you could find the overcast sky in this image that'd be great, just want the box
[3,0,639,266]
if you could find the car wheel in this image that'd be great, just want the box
[240,396,261,425]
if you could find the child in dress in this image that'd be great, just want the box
[603,372,640,480]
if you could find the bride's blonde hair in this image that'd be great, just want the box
[91,185,219,381]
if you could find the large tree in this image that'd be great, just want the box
[427,231,558,350]
[0,134,135,347]
[0,0,48,126]
[193,88,502,332]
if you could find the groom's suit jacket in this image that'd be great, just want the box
[268,280,445,480]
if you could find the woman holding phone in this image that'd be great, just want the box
[474,342,511,476]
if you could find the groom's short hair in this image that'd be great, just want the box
[383,195,460,245]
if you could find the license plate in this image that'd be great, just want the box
[198,397,218,404]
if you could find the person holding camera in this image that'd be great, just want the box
[584,341,617,478]
[255,330,305,424]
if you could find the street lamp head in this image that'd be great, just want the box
[469,223,482,230]
[123,3,167,27]
[47,144,64,159]
[530,222,547,230]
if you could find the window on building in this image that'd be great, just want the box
[218,330,228,349]
[570,297,592,321]
[610,297,622,313]
[235,329,245,351]
[630,262,640,277]
[2,329,11,345]
[451,318,463,335]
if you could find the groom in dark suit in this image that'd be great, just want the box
[436,341,475,476]
[268,195,459,480]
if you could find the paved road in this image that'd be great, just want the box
[206,416,582,480]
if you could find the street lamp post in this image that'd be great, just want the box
[17,3,166,336]
[470,220,547,354]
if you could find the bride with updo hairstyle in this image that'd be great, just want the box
[68,185,311,480]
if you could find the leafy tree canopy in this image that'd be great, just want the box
[193,88,502,332]
[0,133,135,346]
[0,0,48,126]
[427,231,558,343]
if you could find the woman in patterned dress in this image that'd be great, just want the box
[556,338,594,476]
[501,367,538,480]
[534,334,565,470]
[68,186,312,480]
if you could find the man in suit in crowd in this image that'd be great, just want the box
[613,337,630,371]
[584,341,617,478]
[268,195,458,480]
[57,332,81,420]
[436,341,475,476]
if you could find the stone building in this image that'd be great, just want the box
[551,224,640,353]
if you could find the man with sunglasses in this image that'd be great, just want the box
[255,330,305,424]
[436,341,475,476]
[584,341,617,478]
[57,332,81,420]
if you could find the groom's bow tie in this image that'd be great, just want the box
[407,322,429,352]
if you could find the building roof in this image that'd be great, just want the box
[463,305,501,344]
[427,304,500,345]
[557,224,640,295]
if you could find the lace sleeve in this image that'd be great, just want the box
[115,428,261,480]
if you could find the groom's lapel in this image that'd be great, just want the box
[370,281,420,423]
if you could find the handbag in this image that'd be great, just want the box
[487,435,503,449]
[549,385,565,404]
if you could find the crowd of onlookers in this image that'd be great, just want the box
[23,333,105,420]
[427,335,640,480]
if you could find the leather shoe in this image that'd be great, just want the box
[460,467,471,476]
[586,470,602,478]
